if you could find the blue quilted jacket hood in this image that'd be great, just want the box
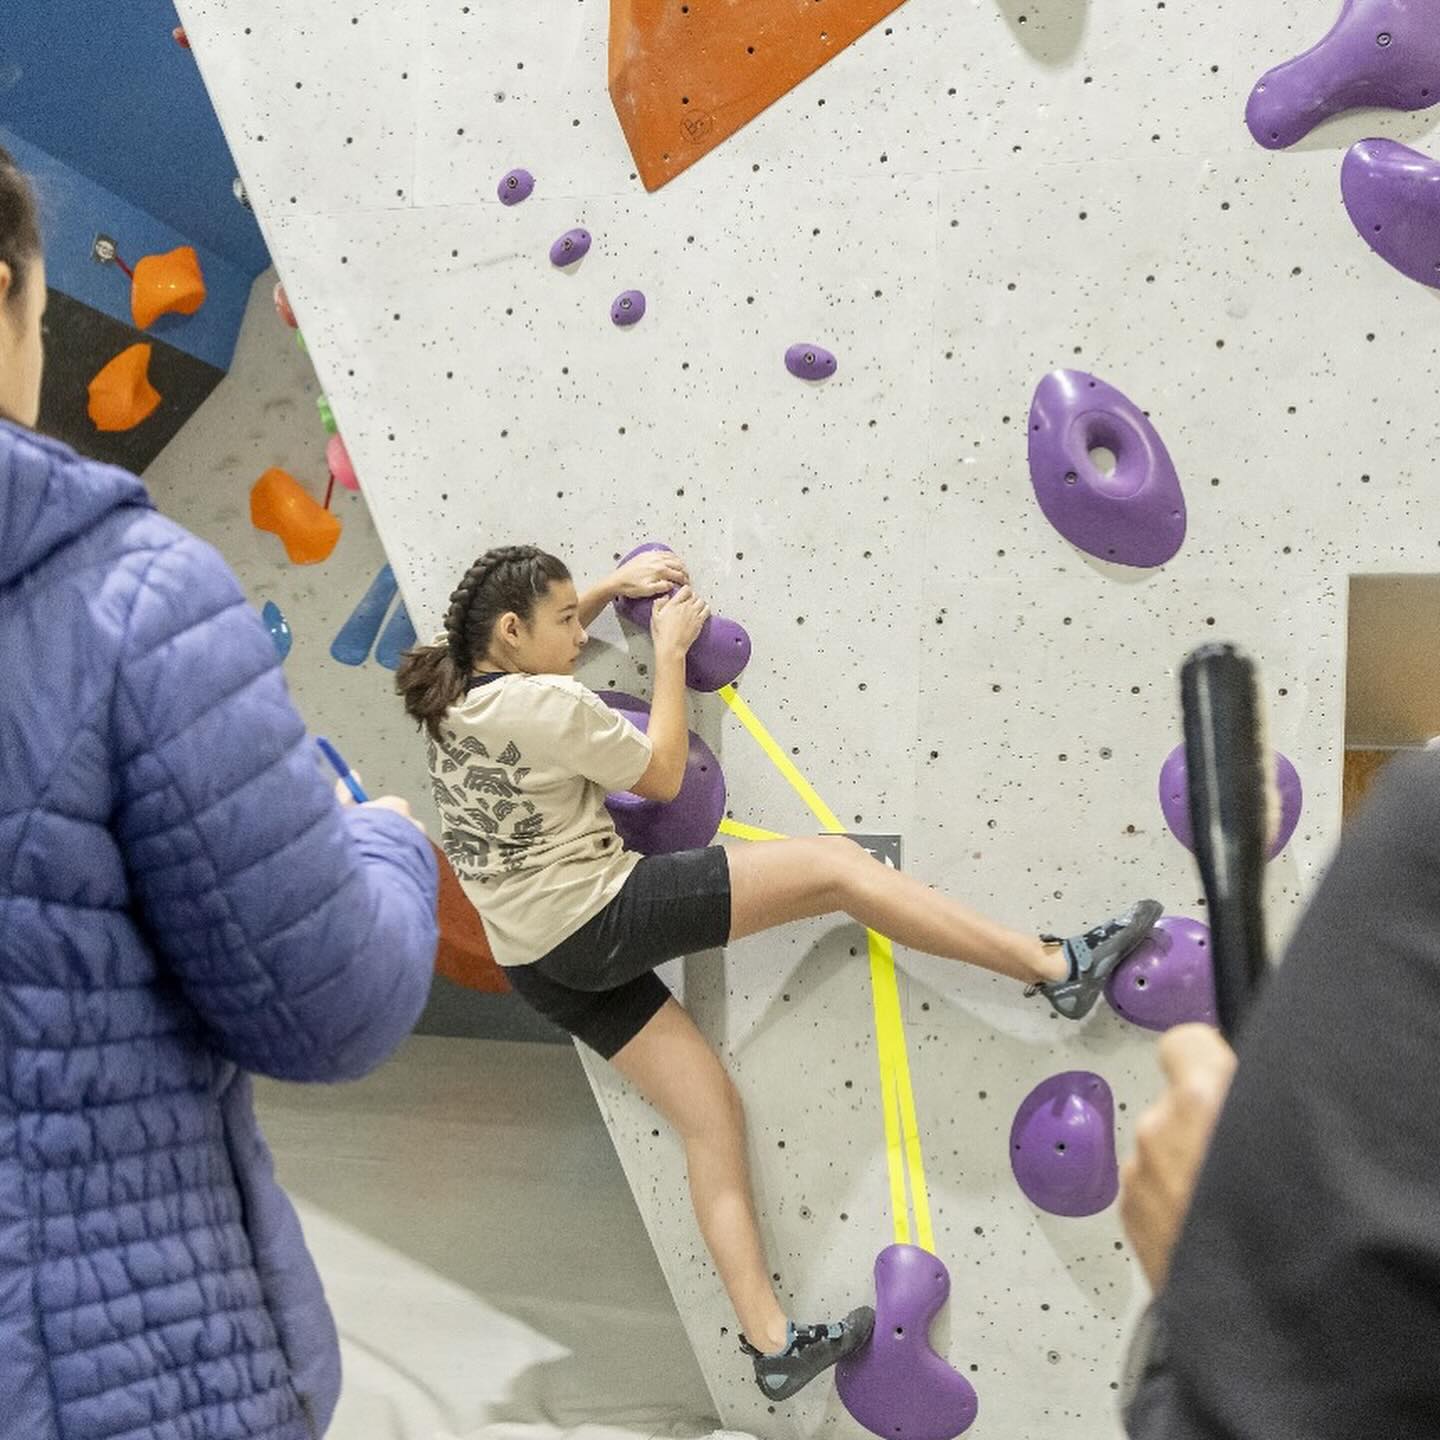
[0,420,439,1439]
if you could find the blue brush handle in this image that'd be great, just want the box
[316,736,369,804]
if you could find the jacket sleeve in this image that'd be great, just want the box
[112,531,439,1083]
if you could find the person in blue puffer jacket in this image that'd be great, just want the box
[0,147,440,1438]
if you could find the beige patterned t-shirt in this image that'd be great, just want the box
[427,672,654,967]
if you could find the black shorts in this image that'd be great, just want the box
[501,846,732,1059]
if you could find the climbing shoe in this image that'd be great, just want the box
[1028,900,1164,1020]
[740,1306,875,1402]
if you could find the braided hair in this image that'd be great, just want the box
[396,544,571,740]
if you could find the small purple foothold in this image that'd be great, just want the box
[600,692,726,854]
[1158,743,1304,860]
[1341,138,1440,289]
[1246,0,1440,150]
[1028,370,1186,569]
[497,168,535,205]
[785,343,838,380]
[836,1245,979,1440]
[611,289,646,326]
[613,541,751,691]
[1010,1072,1118,1219]
[549,227,592,267]
[1105,916,1218,1032]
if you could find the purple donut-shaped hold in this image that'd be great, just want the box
[785,343,838,381]
[613,541,751,691]
[599,692,726,855]
[1246,0,1440,151]
[550,227,592,267]
[497,168,535,205]
[1010,1071,1118,1219]
[1342,138,1440,288]
[1105,916,1218,1032]
[1158,743,1304,860]
[1027,370,1186,568]
[611,290,646,327]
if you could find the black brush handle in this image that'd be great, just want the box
[1180,644,1270,1042]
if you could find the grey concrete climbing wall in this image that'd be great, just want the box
[175,0,1440,1433]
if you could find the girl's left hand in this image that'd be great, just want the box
[612,549,688,599]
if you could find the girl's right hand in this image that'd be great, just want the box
[651,585,710,657]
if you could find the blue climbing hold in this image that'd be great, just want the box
[261,600,292,661]
[332,564,398,666]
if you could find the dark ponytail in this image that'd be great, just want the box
[0,147,41,309]
[396,544,571,740]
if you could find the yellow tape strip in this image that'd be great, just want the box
[718,684,932,1253]
[718,686,846,834]
[717,817,790,843]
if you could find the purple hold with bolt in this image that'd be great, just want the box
[1159,742,1303,860]
[1027,370,1186,569]
[611,290,646,326]
[597,691,727,855]
[1010,1071,1118,1219]
[785,343,838,380]
[1246,0,1440,151]
[497,168,535,205]
[550,228,592,267]
[1105,916,1218,1032]
[613,542,752,692]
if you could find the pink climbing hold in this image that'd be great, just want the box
[1246,0,1440,150]
[327,433,359,492]
[273,281,297,329]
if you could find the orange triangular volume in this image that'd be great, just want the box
[432,845,510,992]
[249,467,342,564]
[609,0,910,191]
[87,343,162,431]
[131,245,207,330]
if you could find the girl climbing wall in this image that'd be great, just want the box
[396,543,1162,1401]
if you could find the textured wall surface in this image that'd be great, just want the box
[174,0,1439,1434]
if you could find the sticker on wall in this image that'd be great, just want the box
[261,600,293,661]
[87,343,162,432]
[332,564,399,666]
[1246,0,1440,150]
[836,1244,979,1440]
[1341,138,1440,289]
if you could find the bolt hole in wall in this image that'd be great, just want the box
[1088,445,1118,476]
[1343,576,1440,816]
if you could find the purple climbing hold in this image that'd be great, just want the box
[1027,370,1186,568]
[613,541,752,691]
[611,289,646,326]
[1342,138,1440,288]
[1009,1072,1118,1219]
[497,168,535,205]
[1246,0,1440,151]
[599,692,726,855]
[836,1245,979,1440]
[1158,743,1303,860]
[785,343,838,381]
[1105,916,1218,1033]
[550,227,592,267]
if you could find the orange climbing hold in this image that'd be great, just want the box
[249,467,342,564]
[87,343,162,431]
[433,852,510,993]
[609,0,910,191]
[131,245,207,330]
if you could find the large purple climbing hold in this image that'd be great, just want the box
[785,343,838,381]
[1105,916,1218,1032]
[497,168,535,205]
[614,541,751,691]
[1028,370,1186,568]
[611,290,646,326]
[600,692,726,855]
[1010,1072,1118,1219]
[550,227,592,267]
[1342,138,1440,288]
[1246,0,1440,151]
[1159,743,1303,860]
[836,1245,979,1440]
